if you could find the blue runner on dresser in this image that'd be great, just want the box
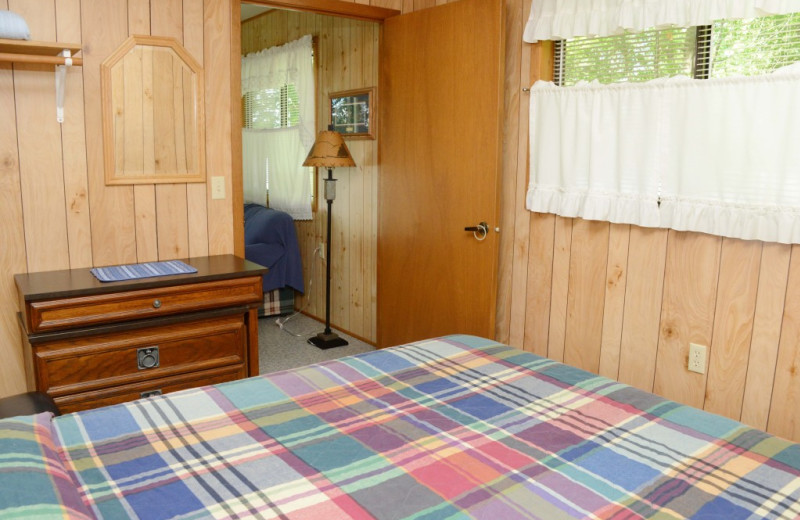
[90,260,197,282]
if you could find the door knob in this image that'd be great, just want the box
[464,222,489,241]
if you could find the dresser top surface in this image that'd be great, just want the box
[15,255,267,302]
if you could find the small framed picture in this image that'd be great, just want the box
[329,87,376,140]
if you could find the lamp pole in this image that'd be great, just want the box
[308,167,348,349]
[323,167,334,336]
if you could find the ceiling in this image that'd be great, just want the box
[241,4,272,21]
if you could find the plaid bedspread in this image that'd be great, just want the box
[39,336,800,518]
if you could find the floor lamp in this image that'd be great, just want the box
[302,129,356,349]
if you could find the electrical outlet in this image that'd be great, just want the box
[211,176,226,200]
[688,343,707,374]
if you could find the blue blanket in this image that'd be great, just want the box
[244,204,304,293]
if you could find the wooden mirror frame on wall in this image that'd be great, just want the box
[101,35,206,185]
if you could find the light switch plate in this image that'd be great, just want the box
[211,176,225,200]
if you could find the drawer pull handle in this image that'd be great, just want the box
[141,389,162,398]
[153,299,162,309]
[137,346,160,369]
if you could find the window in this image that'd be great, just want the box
[555,12,800,86]
[244,85,314,207]
[244,85,300,130]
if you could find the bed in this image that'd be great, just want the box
[243,203,304,315]
[2,335,799,519]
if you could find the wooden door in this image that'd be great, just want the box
[377,0,504,348]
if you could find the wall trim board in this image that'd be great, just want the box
[232,1,244,258]
[242,0,400,22]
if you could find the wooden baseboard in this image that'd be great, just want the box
[297,310,377,347]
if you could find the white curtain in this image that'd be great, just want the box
[527,63,800,244]
[243,127,311,220]
[524,0,800,42]
[241,35,314,220]
[242,35,315,150]
[242,129,268,206]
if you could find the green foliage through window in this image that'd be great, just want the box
[555,12,800,86]
[709,13,800,77]
[555,27,697,85]
[244,85,300,130]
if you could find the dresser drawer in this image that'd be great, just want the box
[33,314,247,397]
[55,365,246,414]
[23,276,263,334]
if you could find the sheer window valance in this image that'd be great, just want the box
[524,0,800,42]
[526,63,800,244]
[242,35,315,151]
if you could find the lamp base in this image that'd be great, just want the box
[308,332,349,350]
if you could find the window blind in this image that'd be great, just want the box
[555,11,800,85]
[554,27,697,86]
[243,85,300,130]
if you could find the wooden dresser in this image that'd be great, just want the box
[15,255,267,414]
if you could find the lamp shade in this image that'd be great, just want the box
[302,130,356,168]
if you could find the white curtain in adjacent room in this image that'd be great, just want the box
[242,129,268,206]
[241,35,314,219]
[242,127,312,221]
[524,0,800,42]
[242,35,315,150]
[526,63,800,244]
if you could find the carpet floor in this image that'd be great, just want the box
[257,312,375,375]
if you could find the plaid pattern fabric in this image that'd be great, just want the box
[0,413,94,519]
[51,335,800,519]
[260,287,295,317]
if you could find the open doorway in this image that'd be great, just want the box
[238,2,382,343]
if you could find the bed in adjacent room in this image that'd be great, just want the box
[1,335,799,519]
[243,203,304,316]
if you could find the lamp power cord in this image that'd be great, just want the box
[275,244,322,337]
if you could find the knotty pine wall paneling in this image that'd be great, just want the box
[154,0,191,261]
[597,223,630,379]
[11,0,70,273]
[652,232,721,409]
[130,0,157,263]
[83,0,137,266]
[615,227,668,390]
[0,0,236,398]
[741,243,790,430]
[0,0,26,396]
[768,245,800,440]
[57,0,93,270]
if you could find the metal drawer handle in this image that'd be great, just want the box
[140,389,162,398]
[137,346,160,370]
[152,299,162,309]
